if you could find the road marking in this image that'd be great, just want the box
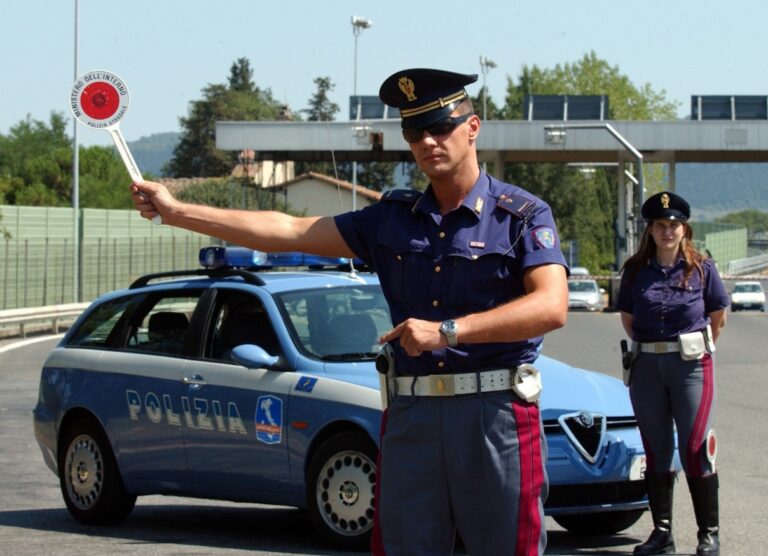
[0,334,64,354]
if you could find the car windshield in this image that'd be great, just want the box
[276,285,391,360]
[568,281,598,293]
[734,283,763,293]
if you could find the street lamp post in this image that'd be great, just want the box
[350,15,372,211]
[72,0,80,302]
[479,56,496,173]
[479,55,496,122]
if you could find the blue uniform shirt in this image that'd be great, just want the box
[334,172,568,375]
[616,257,729,342]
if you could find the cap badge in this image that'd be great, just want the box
[398,77,417,101]
[661,193,670,209]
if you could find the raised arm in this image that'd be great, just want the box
[131,180,355,258]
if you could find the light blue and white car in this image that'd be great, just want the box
[33,247,648,548]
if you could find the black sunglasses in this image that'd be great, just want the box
[402,113,474,144]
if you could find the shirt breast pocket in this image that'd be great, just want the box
[446,249,520,313]
[376,235,434,312]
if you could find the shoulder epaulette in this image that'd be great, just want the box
[380,189,423,204]
[496,193,537,220]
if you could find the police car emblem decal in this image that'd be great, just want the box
[255,395,283,444]
[533,227,556,249]
[295,376,318,392]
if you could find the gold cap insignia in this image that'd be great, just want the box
[398,77,417,102]
[661,193,670,209]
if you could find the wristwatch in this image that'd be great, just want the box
[439,319,459,347]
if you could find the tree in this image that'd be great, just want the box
[165,58,284,178]
[301,77,339,121]
[716,209,768,236]
[501,51,678,120]
[0,112,140,208]
[0,113,72,205]
[498,51,678,271]
[296,76,396,192]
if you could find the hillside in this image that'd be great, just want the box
[128,132,179,177]
[677,163,768,220]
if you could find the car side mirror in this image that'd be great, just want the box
[231,344,281,370]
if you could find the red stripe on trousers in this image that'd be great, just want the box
[370,407,389,556]
[687,353,714,477]
[512,401,544,556]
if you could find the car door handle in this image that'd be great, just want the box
[183,375,207,386]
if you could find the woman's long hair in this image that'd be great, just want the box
[621,221,705,287]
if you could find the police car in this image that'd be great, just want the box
[33,247,649,547]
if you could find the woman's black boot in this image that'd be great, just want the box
[634,471,677,555]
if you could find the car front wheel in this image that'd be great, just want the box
[306,431,378,548]
[58,417,136,525]
[553,509,645,536]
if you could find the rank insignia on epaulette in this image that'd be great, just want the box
[497,194,535,219]
[382,189,422,203]
[474,198,484,214]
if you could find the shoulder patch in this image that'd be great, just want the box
[496,194,536,219]
[381,189,423,204]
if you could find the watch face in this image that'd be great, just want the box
[441,320,458,346]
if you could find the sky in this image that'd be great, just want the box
[3,0,768,147]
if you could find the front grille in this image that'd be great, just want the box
[545,480,647,509]
[543,416,638,433]
[544,414,638,464]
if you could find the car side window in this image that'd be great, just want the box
[208,291,281,363]
[67,296,135,348]
[125,295,200,355]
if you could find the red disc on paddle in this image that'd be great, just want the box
[70,70,130,129]
[80,81,121,120]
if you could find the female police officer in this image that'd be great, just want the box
[616,191,728,556]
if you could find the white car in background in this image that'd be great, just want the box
[730,281,766,311]
[568,279,604,312]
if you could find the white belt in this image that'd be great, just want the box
[637,341,680,354]
[394,369,513,397]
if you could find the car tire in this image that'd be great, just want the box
[553,509,644,536]
[306,430,378,548]
[58,417,136,525]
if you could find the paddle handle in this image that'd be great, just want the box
[108,126,161,225]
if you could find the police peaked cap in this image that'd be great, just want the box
[379,68,478,129]
[641,191,691,222]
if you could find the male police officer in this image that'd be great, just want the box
[131,68,568,556]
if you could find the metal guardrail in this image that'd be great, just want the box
[726,254,768,276]
[0,302,90,339]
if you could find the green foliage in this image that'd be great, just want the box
[165,58,284,178]
[470,86,501,120]
[496,52,679,271]
[0,112,141,209]
[302,77,340,122]
[715,209,768,236]
[501,51,679,120]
